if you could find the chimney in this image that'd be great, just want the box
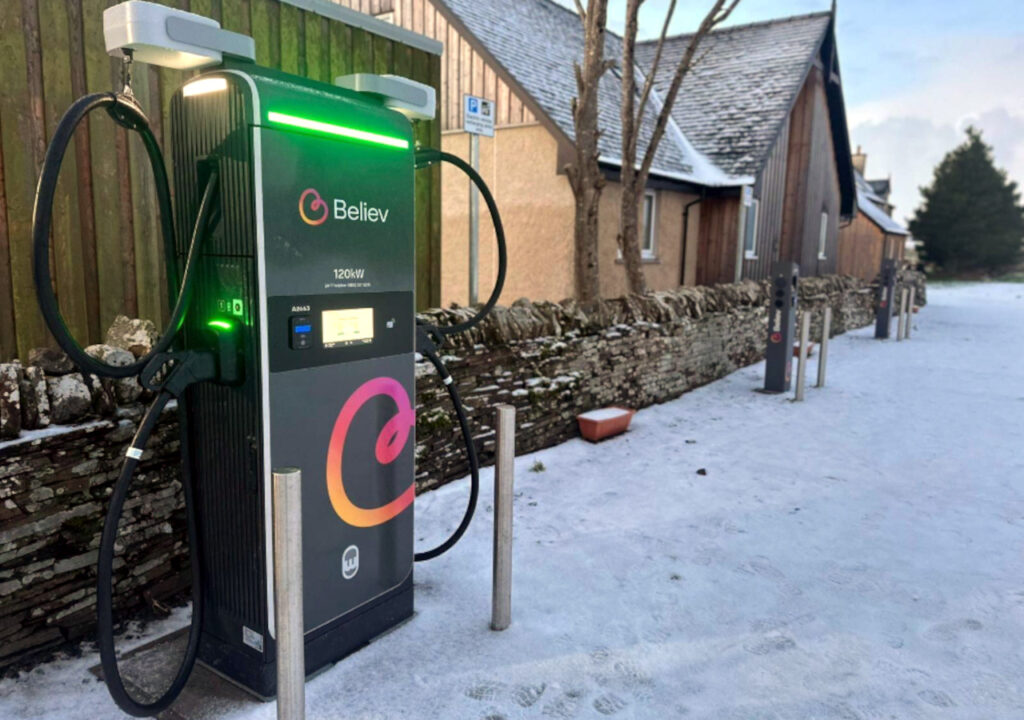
[851,145,867,175]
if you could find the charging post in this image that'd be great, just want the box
[31,2,511,715]
[875,258,897,339]
[764,261,800,393]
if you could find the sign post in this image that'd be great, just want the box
[463,95,495,306]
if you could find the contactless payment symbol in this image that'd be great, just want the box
[326,377,416,528]
[299,188,328,226]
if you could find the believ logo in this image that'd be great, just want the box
[298,187,390,226]
[326,377,415,528]
[298,188,328,226]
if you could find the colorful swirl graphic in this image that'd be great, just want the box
[299,188,329,226]
[326,377,416,528]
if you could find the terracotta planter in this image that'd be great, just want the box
[793,342,816,358]
[577,407,635,442]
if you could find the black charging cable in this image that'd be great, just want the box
[411,149,507,562]
[414,149,507,336]
[33,92,203,379]
[412,332,480,562]
[32,92,221,717]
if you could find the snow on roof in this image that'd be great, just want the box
[434,0,746,187]
[636,12,832,178]
[855,172,908,236]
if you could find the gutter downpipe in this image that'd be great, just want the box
[681,189,705,286]
[734,185,753,283]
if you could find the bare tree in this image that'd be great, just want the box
[566,0,613,303]
[618,0,740,294]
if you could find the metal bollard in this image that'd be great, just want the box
[816,306,832,389]
[897,288,908,342]
[794,311,811,401]
[273,468,305,720]
[491,405,515,631]
[905,287,916,339]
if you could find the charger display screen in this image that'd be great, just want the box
[322,307,374,348]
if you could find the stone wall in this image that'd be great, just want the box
[0,272,923,672]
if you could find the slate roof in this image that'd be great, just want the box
[434,0,739,186]
[856,172,908,235]
[867,178,891,199]
[635,12,832,177]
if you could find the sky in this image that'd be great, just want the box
[555,0,1024,224]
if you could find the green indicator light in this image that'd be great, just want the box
[266,111,410,150]
[208,320,233,331]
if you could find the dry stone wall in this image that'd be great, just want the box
[0,273,923,671]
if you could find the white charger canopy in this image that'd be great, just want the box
[335,74,437,121]
[103,0,255,70]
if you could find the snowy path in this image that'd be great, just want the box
[2,282,1023,720]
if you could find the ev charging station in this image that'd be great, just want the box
[31,2,506,715]
[875,258,897,339]
[764,261,800,393]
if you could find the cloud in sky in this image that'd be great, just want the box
[847,34,1024,222]
[554,0,1024,221]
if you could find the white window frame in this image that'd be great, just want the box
[743,198,760,259]
[817,211,829,260]
[641,190,657,260]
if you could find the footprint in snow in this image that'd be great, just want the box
[465,681,506,702]
[744,634,797,656]
[512,683,546,708]
[918,689,956,707]
[592,693,628,715]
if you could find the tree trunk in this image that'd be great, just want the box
[619,186,647,294]
[566,0,610,303]
[617,0,648,295]
[616,0,740,295]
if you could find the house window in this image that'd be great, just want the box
[817,211,829,260]
[743,198,759,259]
[641,191,656,259]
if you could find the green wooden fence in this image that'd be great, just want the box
[0,0,441,361]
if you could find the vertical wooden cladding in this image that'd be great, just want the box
[0,0,442,360]
[837,214,906,282]
[837,213,886,282]
[334,0,537,130]
[697,196,740,287]
[779,65,841,277]
[745,115,789,281]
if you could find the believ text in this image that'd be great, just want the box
[334,199,390,223]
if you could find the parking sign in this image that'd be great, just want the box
[463,94,494,137]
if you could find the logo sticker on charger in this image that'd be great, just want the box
[342,545,359,580]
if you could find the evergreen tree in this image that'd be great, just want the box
[909,127,1024,273]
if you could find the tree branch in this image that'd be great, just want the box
[636,0,677,121]
[637,0,740,185]
[573,0,586,23]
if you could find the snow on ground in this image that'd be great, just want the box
[2,282,1023,720]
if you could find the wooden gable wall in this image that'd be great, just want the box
[778,65,842,275]
[334,0,538,131]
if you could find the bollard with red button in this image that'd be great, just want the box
[874,257,897,339]
[764,261,800,393]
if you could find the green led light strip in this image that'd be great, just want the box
[267,111,409,149]
[207,320,233,331]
